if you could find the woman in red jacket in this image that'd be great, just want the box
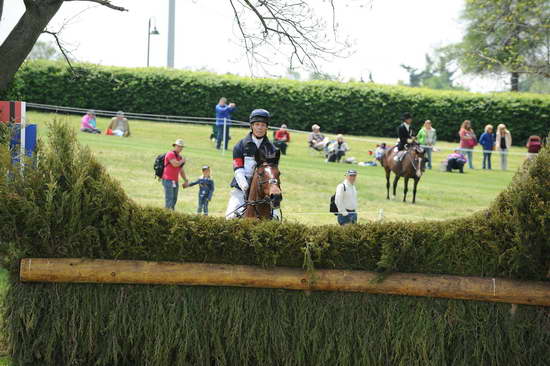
[274,124,291,155]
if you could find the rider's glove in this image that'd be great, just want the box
[235,168,249,192]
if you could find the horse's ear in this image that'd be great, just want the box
[255,148,266,164]
[265,149,280,165]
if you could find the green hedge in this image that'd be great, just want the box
[8,60,550,145]
[0,122,549,365]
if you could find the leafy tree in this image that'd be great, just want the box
[27,40,64,61]
[447,0,550,91]
[400,53,467,90]
[519,74,550,93]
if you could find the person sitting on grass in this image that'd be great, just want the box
[375,142,387,161]
[307,124,328,151]
[187,165,215,216]
[273,124,291,155]
[526,135,542,160]
[80,110,101,134]
[326,134,350,163]
[446,149,468,173]
[107,111,130,137]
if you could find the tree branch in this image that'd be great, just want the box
[43,30,76,73]
[64,0,127,12]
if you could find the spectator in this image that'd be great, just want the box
[273,124,291,155]
[80,110,101,134]
[526,135,542,160]
[459,120,477,169]
[215,97,236,150]
[478,124,495,170]
[375,142,387,161]
[162,139,189,210]
[416,120,437,169]
[187,165,215,216]
[327,134,350,163]
[446,149,467,173]
[335,170,358,225]
[307,124,328,151]
[106,111,130,137]
[495,124,512,170]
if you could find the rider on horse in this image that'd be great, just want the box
[394,112,414,163]
[225,109,278,219]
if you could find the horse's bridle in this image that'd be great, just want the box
[226,163,282,220]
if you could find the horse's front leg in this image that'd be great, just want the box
[412,178,419,204]
[385,169,391,200]
[403,177,409,202]
[392,175,400,198]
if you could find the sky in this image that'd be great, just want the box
[1,0,508,92]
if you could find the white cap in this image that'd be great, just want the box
[172,139,185,147]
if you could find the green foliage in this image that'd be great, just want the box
[11,60,550,145]
[26,41,64,62]
[0,122,549,365]
[401,53,467,91]
[4,282,550,366]
[447,0,550,90]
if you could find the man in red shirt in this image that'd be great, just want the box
[162,139,189,210]
[273,124,290,155]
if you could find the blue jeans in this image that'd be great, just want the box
[460,149,474,169]
[337,212,357,226]
[216,124,230,150]
[197,196,209,215]
[423,146,433,169]
[162,179,179,210]
[482,152,492,169]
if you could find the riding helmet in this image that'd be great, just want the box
[402,112,413,121]
[249,109,271,125]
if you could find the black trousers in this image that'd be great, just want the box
[446,158,465,173]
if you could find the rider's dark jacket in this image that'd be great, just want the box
[231,132,277,190]
[397,123,414,151]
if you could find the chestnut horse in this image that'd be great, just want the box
[242,149,283,219]
[381,142,426,203]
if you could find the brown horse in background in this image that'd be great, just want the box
[243,150,283,219]
[381,142,426,203]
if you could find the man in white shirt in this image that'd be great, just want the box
[335,170,358,225]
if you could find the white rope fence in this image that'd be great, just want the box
[27,102,536,157]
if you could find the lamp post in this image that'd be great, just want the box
[147,18,160,67]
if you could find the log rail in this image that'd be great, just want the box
[19,258,550,306]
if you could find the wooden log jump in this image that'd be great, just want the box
[19,258,550,306]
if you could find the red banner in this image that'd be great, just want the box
[0,101,23,123]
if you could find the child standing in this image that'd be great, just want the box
[478,124,495,169]
[188,166,215,215]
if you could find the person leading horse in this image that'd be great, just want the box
[225,109,281,219]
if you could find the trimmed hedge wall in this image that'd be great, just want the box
[0,122,549,365]
[8,60,550,145]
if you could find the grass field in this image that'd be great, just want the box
[21,111,525,225]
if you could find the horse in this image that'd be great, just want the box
[381,142,426,203]
[242,149,283,219]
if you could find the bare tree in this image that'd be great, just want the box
[0,0,127,93]
[0,0,366,93]
[227,0,359,75]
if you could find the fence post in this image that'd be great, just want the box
[222,117,227,155]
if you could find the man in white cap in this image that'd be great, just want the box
[107,111,130,137]
[162,139,189,210]
[334,170,358,225]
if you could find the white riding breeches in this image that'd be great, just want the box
[225,189,245,219]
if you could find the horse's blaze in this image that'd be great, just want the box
[416,158,423,178]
